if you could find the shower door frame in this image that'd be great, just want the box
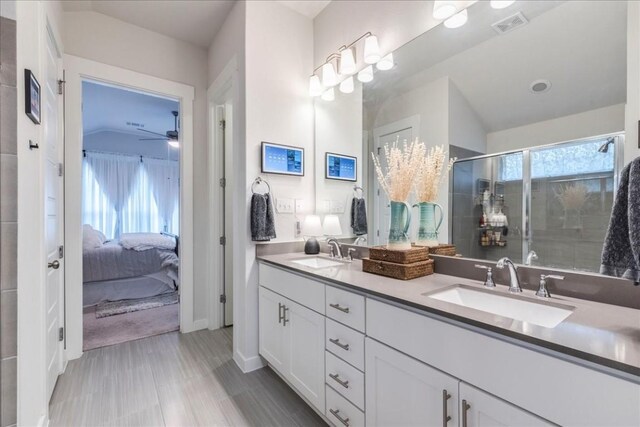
[449,132,625,265]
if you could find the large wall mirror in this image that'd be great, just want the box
[314,0,633,274]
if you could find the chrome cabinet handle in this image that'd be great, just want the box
[282,305,289,326]
[442,389,451,426]
[329,409,350,427]
[329,338,350,351]
[278,303,284,324]
[329,303,350,314]
[329,373,349,389]
[462,399,471,427]
[48,260,60,270]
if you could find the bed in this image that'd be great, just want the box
[82,227,179,307]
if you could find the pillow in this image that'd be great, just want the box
[83,224,104,251]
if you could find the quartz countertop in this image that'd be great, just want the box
[257,252,640,378]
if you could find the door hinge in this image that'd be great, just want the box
[219,294,226,303]
[219,119,226,129]
[58,245,64,258]
[219,178,226,187]
[58,163,64,177]
[219,236,226,245]
[377,230,380,237]
[57,79,66,95]
[58,327,64,342]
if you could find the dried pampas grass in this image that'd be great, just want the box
[554,183,589,210]
[372,137,426,202]
[414,145,455,202]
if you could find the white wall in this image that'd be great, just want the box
[315,83,363,235]
[448,81,487,154]
[626,1,640,165]
[62,10,211,322]
[486,104,626,153]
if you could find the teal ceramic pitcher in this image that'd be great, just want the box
[387,201,412,250]
[413,201,443,247]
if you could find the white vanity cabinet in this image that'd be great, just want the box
[258,284,325,412]
[366,338,460,427]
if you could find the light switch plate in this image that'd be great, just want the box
[276,198,294,214]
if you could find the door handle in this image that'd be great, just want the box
[329,338,350,351]
[282,306,289,326]
[329,303,350,313]
[278,303,283,323]
[329,409,350,427]
[462,399,471,427]
[329,373,349,389]
[48,260,60,270]
[442,389,451,426]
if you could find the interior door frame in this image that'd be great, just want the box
[63,55,195,361]
[371,115,421,246]
[207,58,237,330]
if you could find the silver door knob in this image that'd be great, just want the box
[48,260,60,270]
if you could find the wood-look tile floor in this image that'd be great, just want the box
[49,328,327,427]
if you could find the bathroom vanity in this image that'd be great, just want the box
[257,253,639,427]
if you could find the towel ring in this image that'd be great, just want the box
[252,177,271,194]
[353,185,364,197]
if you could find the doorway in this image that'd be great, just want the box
[80,81,181,350]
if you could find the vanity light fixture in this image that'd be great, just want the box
[339,47,357,75]
[444,9,468,29]
[357,65,374,83]
[323,215,343,237]
[363,34,381,64]
[376,52,394,71]
[339,76,355,94]
[308,74,323,97]
[433,0,459,20]
[491,0,516,9]
[321,87,335,101]
[322,62,338,87]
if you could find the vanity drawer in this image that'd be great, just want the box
[325,351,365,410]
[326,286,365,332]
[259,263,325,314]
[326,318,365,371]
[326,385,365,427]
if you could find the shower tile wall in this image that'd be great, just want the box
[0,14,17,427]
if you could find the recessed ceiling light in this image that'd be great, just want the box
[530,79,551,94]
[491,1,516,10]
[444,9,468,29]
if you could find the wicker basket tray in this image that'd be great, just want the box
[362,258,434,280]
[427,244,457,257]
[369,246,429,264]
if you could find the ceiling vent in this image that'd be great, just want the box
[492,12,528,35]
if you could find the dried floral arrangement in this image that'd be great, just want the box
[414,145,456,202]
[372,137,426,202]
[554,183,590,210]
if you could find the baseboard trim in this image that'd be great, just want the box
[192,318,209,331]
[233,350,265,373]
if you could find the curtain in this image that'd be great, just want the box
[82,152,180,238]
[145,158,180,233]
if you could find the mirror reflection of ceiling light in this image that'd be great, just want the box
[339,76,355,94]
[321,87,335,101]
[444,9,468,29]
[376,52,394,71]
[168,139,180,148]
[339,47,357,75]
[322,62,338,87]
[433,1,459,20]
[308,74,323,97]
[357,65,374,83]
[363,34,381,64]
[491,0,516,9]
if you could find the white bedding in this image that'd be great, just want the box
[83,273,176,307]
[120,233,176,251]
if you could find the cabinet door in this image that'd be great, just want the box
[258,286,287,372]
[366,338,459,427]
[285,298,326,412]
[459,383,553,427]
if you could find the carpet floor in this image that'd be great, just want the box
[83,303,179,351]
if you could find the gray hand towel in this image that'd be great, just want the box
[251,193,276,242]
[600,157,640,284]
[351,197,368,236]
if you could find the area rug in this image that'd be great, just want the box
[96,291,179,318]
[83,303,179,351]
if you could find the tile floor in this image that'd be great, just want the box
[49,328,327,427]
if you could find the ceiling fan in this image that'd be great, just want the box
[138,110,180,148]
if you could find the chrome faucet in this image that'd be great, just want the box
[354,236,367,246]
[496,257,522,293]
[525,250,538,266]
[327,238,343,259]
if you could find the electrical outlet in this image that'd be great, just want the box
[294,219,302,238]
[295,199,305,213]
[276,198,294,214]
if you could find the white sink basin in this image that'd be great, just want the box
[424,285,573,328]
[292,257,344,269]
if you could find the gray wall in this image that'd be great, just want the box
[0,14,17,427]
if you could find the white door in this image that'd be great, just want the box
[372,124,415,246]
[366,338,459,427]
[459,383,553,427]
[44,29,64,401]
[258,287,287,372]
[285,299,325,412]
[222,104,233,326]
